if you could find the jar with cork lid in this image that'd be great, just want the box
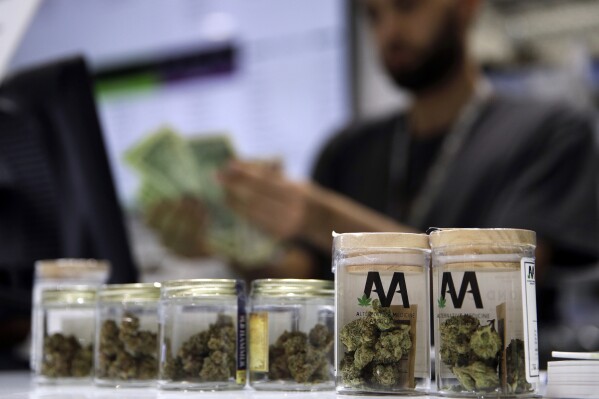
[430,228,538,397]
[333,232,431,395]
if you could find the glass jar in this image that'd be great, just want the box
[158,279,246,391]
[95,283,161,387]
[248,279,334,391]
[333,232,431,395]
[430,228,538,397]
[34,286,96,384]
[31,259,110,370]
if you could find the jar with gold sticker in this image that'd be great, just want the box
[158,279,246,391]
[333,232,431,395]
[248,279,334,391]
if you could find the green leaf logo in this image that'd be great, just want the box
[438,296,446,308]
[358,294,372,307]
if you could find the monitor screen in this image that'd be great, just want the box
[10,0,352,207]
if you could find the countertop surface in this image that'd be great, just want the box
[0,371,551,398]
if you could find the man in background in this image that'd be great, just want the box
[220,0,598,280]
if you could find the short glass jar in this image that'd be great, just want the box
[248,279,334,391]
[430,228,538,397]
[333,232,431,395]
[95,283,161,387]
[34,286,96,384]
[31,259,109,370]
[158,279,246,391]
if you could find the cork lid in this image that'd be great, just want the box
[35,259,110,279]
[333,232,430,251]
[429,228,536,248]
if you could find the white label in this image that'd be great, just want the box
[521,257,539,382]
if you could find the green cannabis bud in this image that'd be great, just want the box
[41,333,93,378]
[453,361,500,391]
[439,315,502,392]
[267,324,333,384]
[162,313,236,382]
[502,339,532,393]
[97,312,158,381]
[339,299,412,388]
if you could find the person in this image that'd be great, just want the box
[218,0,599,290]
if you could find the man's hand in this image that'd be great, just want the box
[219,160,417,253]
[218,160,308,241]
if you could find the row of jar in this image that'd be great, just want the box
[33,278,331,391]
[33,228,539,397]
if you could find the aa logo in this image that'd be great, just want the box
[440,271,483,309]
[363,272,409,308]
[527,264,535,280]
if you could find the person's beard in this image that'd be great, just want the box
[383,9,465,94]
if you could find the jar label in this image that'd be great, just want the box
[249,312,269,372]
[521,257,539,382]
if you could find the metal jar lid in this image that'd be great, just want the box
[250,279,333,298]
[161,279,242,299]
[42,286,97,306]
[97,282,161,303]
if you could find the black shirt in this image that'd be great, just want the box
[312,95,599,273]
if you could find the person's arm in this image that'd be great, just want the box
[218,160,417,253]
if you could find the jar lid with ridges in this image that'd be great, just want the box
[98,282,161,303]
[42,286,97,305]
[161,279,241,298]
[429,228,536,248]
[333,232,430,251]
[251,279,333,297]
[35,258,110,279]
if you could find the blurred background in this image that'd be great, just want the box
[2,0,599,367]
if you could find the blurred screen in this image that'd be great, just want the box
[10,0,351,206]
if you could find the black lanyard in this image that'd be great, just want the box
[387,82,494,228]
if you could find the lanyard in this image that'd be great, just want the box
[387,81,494,228]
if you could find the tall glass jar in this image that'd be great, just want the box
[95,283,161,387]
[31,259,110,370]
[248,279,334,391]
[34,286,96,384]
[333,232,431,395]
[158,279,246,391]
[430,228,538,397]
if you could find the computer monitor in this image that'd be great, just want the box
[0,56,138,314]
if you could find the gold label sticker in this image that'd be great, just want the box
[236,370,246,385]
[249,312,269,372]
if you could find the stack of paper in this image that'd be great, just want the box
[546,352,599,398]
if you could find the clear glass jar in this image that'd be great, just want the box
[31,259,110,370]
[430,228,538,397]
[158,279,246,391]
[333,233,431,395]
[248,279,334,391]
[34,286,96,384]
[95,283,161,387]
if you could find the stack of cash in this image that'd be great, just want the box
[125,127,277,268]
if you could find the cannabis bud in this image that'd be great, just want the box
[439,315,501,392]
[163,313,236,382]
[41,333,93,378]
[502,339,531,394]
[268,324,333,383]
[339,299,412,388]
[97,312,158,380]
